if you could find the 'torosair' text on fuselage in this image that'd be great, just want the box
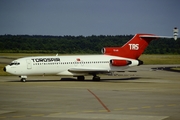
[31,58,60,62]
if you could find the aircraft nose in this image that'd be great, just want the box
[3,67,6,72]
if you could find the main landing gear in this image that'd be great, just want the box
[92,75,100,81]
[76,75,100,81]
[77,76,85,81]
[19,76,27,82]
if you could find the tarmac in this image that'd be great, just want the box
[0,65,180,120]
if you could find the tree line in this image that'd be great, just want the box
[0,34,179,54]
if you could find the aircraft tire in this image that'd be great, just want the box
[77,76,85,81]
[93,76,100,81]
[21,78,26,82]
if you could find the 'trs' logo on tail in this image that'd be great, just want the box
[129,44,139,50]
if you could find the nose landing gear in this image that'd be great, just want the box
[19,76,27,82]
[21,78,26,82]
[92,75,100,81]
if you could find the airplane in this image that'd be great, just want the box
[3,31,178,82]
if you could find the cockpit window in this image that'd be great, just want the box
[9,61,20,66]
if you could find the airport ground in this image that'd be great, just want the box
[0,65,180,120]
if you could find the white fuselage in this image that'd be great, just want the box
[5,54,139,76]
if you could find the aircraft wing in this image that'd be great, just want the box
[68,68,110,74]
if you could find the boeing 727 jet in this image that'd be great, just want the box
[3,32,177,82]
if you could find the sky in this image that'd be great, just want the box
[0,0,179,36]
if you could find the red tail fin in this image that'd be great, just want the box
[102,34,158,59]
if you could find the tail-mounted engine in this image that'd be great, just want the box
[101,47,121,55]
[110,59,132,66]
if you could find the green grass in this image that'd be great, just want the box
[139,54,180,64]
[171,67,180,71]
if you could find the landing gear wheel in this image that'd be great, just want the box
[77,76,85,81]
[19,76,27,82]
[21,78,26,82]
[92,76,100,81]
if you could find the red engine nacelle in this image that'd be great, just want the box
[110,59,132,66]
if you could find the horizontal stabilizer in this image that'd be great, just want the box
[140,35,174,39]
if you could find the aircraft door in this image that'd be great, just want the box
[74,61,78,66]
[74,61,84,66]
[26,59,32,69]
